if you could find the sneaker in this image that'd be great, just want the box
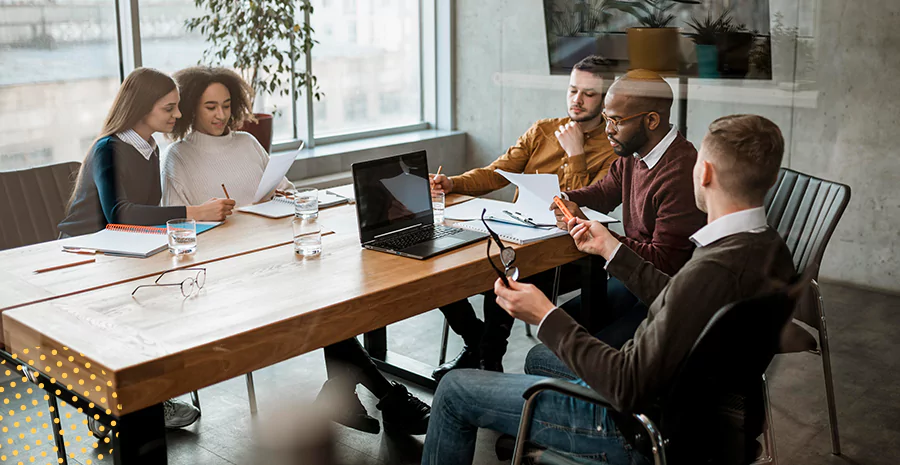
[163,399,201,429]
[315,379,381,434]
[432,346,480,382]
[88,417,111,439]
[376,383,430,435]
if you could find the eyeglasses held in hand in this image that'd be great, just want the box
[481,209,519,287]
[132,268,207,298]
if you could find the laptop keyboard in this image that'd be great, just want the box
[370,224,463,250]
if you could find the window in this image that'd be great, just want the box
[1,0,427,171]
[310,0,422,137]
[0,0,120,171]
[139,0,300,143]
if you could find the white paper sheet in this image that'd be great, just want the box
[444,198,515,221]
[496,170,561,225]
[253,144,302,202]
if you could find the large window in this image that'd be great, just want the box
[310,0,421,137]
[0,0,120,171]
[1,0,427,171]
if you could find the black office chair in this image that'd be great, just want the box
[764,167,851,457]
[509,288,799,465]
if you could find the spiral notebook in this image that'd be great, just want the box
[452,220,568,245]
[62,224,170,258]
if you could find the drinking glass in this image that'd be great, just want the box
[432,190,445,224]
[167,219,197,255]
[294,188,319,219]
[292,217,322,257]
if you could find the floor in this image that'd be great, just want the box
[0,281,898,464]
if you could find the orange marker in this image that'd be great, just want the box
[553,196,574,222]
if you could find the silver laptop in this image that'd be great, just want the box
[351,151,487,259]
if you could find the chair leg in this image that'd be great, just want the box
[47,393,69,465]
[760,373,778,465]
[190,390,201,411]
[811,279,841,455]
[439,317,450,365]
[245,372,258,415]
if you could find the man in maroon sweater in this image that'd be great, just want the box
[547,69,707,351]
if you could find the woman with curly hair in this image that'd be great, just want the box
[162,66,293,206]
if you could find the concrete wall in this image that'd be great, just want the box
[453,0,900,293]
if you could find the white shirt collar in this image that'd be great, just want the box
[115,129,157,161]
[634,124,678,170]
[690,207,768,247]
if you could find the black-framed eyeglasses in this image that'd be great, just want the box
[132,268,207,298]
[481,209,519,287]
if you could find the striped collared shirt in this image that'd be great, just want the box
[115,129,158,161]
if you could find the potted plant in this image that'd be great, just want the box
[186,0,321,152]
[685,8,738,78]
[548,3,595,69]
[607,0,700,72]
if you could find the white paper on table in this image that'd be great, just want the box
[582,207,618,224]
[253,143,302,202]
[444,198,515,221]
[496,170,561,225]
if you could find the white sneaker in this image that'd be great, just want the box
[164,399,200,429]
[88,417,110,439]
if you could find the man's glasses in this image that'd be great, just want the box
[481,209,519,287]
[602,111,654,131]
[132,268,207,298]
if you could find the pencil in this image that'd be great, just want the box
[34,258,96,274]
[435,166,443,176]
[221,184,231,199]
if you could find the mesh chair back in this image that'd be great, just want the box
[0,162,81,250]
[763,168,850,329]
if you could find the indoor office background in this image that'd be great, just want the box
[1,0,899,464]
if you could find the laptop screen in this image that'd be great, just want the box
[352,151,433,243]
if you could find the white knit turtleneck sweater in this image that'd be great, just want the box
[161,131,294,207]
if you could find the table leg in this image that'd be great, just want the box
[112,403,167,465]
[364,327,438,390]
[577,255,609,334]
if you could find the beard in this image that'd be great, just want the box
[609,126,650,158]
[568,105,602,123]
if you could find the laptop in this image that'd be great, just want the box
[351,151,488,259]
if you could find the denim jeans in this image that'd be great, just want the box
[421,369,649,465]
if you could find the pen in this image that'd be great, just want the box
[435,166,443,176]
[221,184,231,200]
[34,258,96,274]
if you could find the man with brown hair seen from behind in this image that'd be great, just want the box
[430,55,617,380]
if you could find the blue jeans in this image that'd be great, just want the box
[421,369,649,465]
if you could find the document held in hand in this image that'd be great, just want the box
[253,142,303,203]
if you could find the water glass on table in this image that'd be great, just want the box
[432,190,445,224]
[294,188,319,219]
[167,219,197,255]
[292,217,322,257]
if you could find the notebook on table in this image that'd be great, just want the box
[62,224,169,258]
[452,220,568,245]
[237,191,350,219]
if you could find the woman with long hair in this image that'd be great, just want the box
[58,67,235,238]
[163,66,431,437]
[161,66,293,206]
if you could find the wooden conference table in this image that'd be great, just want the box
[0,195,600,464]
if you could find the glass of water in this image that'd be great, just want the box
[294,188,319,219]
[167,218,197,255]
[292,217,322,257]
[432,190,445,224]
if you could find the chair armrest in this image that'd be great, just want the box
[522,378,613,409]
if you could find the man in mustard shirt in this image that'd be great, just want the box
[430,55,617,380]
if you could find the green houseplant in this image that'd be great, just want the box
[606,0,700,72]
[186,0,321,152]
[685,8,738,78]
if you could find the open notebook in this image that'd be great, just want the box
[237,191,350,219]
[62,222,222,258]
[452,220,568,245]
